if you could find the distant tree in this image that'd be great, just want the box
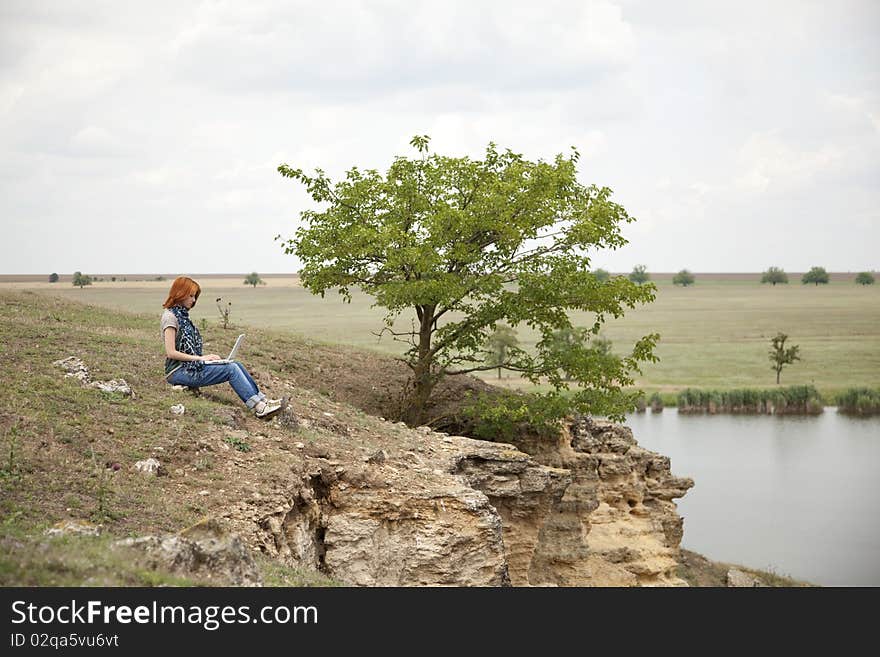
[628,264,650,284]
[483,325,520,379]
[769,332,800,384]
[855,272,874,286]
[72,271,92,288]
[801,266,829,286]
[48,273,59,283]
[761,267,788,285]
[593,268,611,283]
[243,272,266,288]
[673,269,695,287]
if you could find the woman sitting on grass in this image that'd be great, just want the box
[161,276,282,419]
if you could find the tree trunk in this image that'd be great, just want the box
[401,304,437,426]
[776,369,781,384]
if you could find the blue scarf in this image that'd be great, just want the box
[166,305,204,377]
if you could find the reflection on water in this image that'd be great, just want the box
[624,408,880,586]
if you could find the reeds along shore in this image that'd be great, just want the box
[668,385,880,415]
[835,388,880,416]
[676,385,825,415]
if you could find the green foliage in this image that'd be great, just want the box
[483,324,519,379]
[673,269,695,286]
[628,264,650,284]
[48,273,59,283]
[225,435,250,452]
[761,267,788,285]
[278,135,659,425]
[244,272,266,288]
[593,268,610,283]
[769,332,800,384]
[72,271,92,288]
[216,297,232,329]
[801,266,829,286]
[648,392,664,411]
[461,390,570,441]
[677,385,823,414]
[546,328,618,382]
[836,388,880,415]
[855,272,875,285]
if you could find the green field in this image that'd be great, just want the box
[15,275,880,400]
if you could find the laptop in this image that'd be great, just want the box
[205,333,245,365]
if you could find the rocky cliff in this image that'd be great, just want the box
[222,405,693,587]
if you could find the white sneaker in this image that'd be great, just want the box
[254,400,282,419]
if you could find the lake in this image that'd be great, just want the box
[624,409,880,586]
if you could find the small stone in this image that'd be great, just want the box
[170,404,185,415]
[365,449,386,464]
[295,442,305,449]
[727,568,764,587]
[198,490,210,496]
[45,520,101,537]
[134,458,161,476]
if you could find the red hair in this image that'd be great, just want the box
[163,276,201,309]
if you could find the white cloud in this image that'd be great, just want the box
[736,132,843,192]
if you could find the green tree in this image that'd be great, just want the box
[628,264,650,284]
[801,266,829,286]
[761,267,788,285]
[278,136,659,426]
[855,271,875,285]
[593,268,610,283]
[72,271,92,288]
[769,332,800,384]
[484,324,520,379]
[48,273,59,283]
[243,272,266,288]
[672,269,695,287]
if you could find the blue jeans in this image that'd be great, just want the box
[168,362,266,409]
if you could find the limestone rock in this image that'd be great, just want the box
[727,568,764,587]
[53,356,132,397]
[88,378,132,396]
[45,520,102,537]
[219,409,693,587]
[134,458,161,476]
[115,521,262,586]
[170,404,185,416]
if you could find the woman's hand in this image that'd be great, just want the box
[202,354,222,361]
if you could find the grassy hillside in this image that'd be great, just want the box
[0,290,815,586]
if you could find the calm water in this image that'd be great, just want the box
[624,409,880,586]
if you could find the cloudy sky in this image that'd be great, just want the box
[1,0,877,275]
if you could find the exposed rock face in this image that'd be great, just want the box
[509,416,694,586]
[244,436,514,586]
[222,416,693,587]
